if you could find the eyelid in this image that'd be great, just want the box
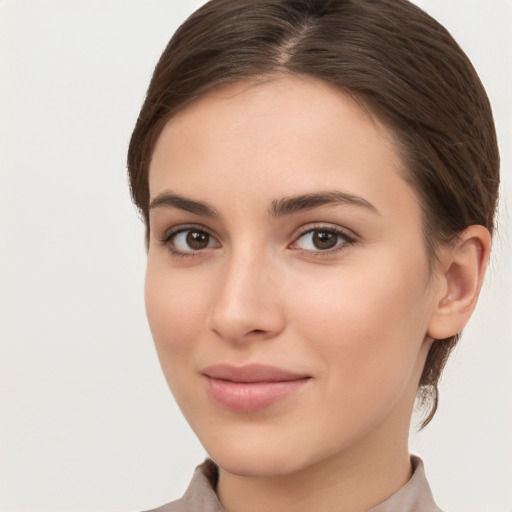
[289,223,357,254]
[294,222,356,237]
[158,223,217,243]
[158,223,221,257]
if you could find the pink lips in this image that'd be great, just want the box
[201,364,310,412]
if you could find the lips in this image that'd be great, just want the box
[201,364,311,412]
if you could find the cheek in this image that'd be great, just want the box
[293,267,432,436]
[288,250,433,381]
[144,259,210,360]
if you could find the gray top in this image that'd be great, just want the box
[144,455,442,512]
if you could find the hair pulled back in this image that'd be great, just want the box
[128,0,500,427]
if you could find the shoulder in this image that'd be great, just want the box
[142,501,180,512]
[142,459,225,512]
[368,455,444,512]
[142,499,183,512]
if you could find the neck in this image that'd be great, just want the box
[216,421,412,512]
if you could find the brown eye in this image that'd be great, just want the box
[186,230,210,250]
[312,231,338,250]
[169,229,220,254]
[292,227,354,253]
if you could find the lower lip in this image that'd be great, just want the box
[203,376,310,412]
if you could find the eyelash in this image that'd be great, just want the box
[291,224,356,257]
[158,224,217,259]
[158,223,357,259]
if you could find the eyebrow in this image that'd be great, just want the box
[269,190,380,217]
[148,189,379,218]
[149,192,218,217]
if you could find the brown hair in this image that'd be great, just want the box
[127,0,500,427]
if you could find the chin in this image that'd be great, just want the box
[211,450,303,478]
[202,430,308,477]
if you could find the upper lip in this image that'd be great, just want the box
[201,364,310,383]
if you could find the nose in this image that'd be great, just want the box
[207,250,285,344]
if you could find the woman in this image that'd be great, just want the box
[127,0,499,510]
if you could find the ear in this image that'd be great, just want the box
[427,225,491,340]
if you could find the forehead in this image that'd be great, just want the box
[155,75,396,153]
[148,75,420,224]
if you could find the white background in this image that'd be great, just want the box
[0,1,510,511]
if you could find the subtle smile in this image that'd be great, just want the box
[201,364,311,412]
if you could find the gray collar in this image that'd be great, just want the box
[145,455,442,512]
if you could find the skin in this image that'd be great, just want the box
[144,75,488,512]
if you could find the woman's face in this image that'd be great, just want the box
[145,76,442,477]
